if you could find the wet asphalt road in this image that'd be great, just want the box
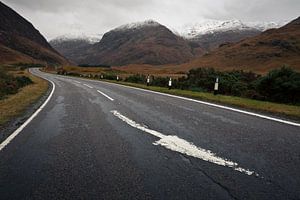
[0,68,300,200]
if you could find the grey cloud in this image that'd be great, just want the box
[6,0,154,12]
[2,0,299,39]
[222,0,300,21]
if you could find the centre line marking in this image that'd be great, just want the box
[83,84,93,89]
[74,80,81,84]
[111,110,258,176]
[97,90,114,101]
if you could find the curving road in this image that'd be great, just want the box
[0,68,300,200]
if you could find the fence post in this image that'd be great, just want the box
[147,75,150,86]
[214,77,219,95]
[168,78,172,90]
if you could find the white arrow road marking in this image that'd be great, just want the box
[111,110,258,176]
[97,90,114,101]
[83,84,93,89]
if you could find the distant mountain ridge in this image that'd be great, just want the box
[176,19,285,38]
[0,1,69,66]
[51,19,286,65]
[51,33,102,44]
[175,19,287,53]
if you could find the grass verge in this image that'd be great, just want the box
[0,69,48,127]
[103,80,300,120]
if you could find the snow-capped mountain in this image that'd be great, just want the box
[112,20,161,32]
[50,33,102,44]
[75,19,194,66]
[50,19,194,65]
[49,33,103,64]
[176,19,285,39]
[172,19,287,53]
[177,20,250,38]
[244,21,287,32]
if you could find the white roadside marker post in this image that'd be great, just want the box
[168,78,172,90]
[147,75,150,86]
[117,75,119,81]
[214,77,219,95]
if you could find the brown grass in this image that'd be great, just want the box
[59,66,123,75]
[45,65,185,79]
[0,69,48,126]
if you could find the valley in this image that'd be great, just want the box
[0,1,299,200]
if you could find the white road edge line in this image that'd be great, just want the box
[83,83,93,89]
[111,110,258,176]
[97,90,114,101]
[95,81,300,127]
[0,72,55,151]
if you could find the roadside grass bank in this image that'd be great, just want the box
[101,80,300,121]
[0,69,48,127]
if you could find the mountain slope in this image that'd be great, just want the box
[180,17,300,73]
[77,20,195,66]
[0,2,69,65]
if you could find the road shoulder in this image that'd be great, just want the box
[0,69,51,143]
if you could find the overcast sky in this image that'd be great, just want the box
[3,0,300,40]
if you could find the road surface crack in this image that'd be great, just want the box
[189,157,239,200]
